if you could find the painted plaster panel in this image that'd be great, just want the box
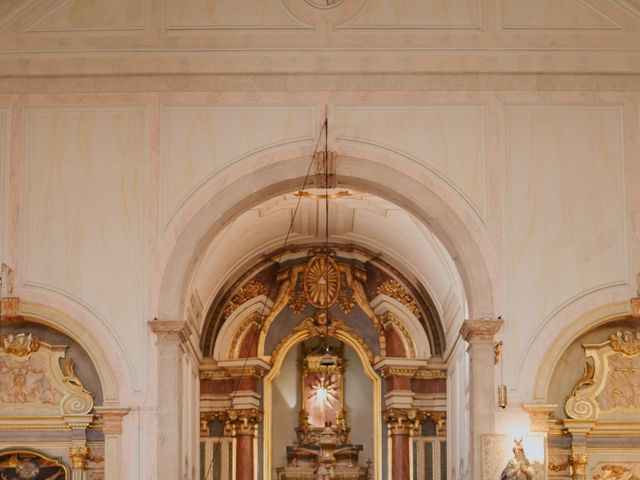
[160,105,316,229]
[21,106,146,388]
[505,106,627,372]
[333,105,486,219]
[501,0,618,29]
[342,0,481,28]
[29,0,145,31]
[167,0,307,29]
[0,109,6,262]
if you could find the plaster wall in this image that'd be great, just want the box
[0,0,639,477]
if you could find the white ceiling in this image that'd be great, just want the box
[189,189,467,344]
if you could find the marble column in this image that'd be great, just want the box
[460,319,503,480]
[225,408,262,480]
[95,407,130,480]
[383,408,417,480]
[149,320,193,480]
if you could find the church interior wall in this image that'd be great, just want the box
[0,0,640,478]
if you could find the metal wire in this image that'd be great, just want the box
[203,117,328,480]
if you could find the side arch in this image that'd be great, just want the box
[528,297,635,403]
[16,300,122,404]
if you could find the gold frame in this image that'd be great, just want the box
[0,448,70,479]
[263,329,382,480]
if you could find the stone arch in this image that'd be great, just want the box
[528,297,635,403]
[14,300,122,404]
[157,148,496,332]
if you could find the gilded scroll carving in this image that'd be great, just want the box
[375,279,421,319]
[223,281,267,319]
[0,333,94,415]
[592,464,634,480]
[566,329,640,420]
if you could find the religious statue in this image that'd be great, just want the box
[500,440,541,480]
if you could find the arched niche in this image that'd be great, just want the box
[263,329,382,480]
[531,299,635,404]
[12,301,119,404]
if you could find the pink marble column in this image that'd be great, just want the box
[384,408,416,480]
[225,409,262,480]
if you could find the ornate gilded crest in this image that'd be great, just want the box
[303,256,340,309]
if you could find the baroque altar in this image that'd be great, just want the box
[276,342,370,480]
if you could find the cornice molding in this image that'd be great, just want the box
[459,319,503,342]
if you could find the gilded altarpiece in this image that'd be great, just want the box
[552,328,640,480]
[0,332,102,480]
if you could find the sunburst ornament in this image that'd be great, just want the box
[303,255,340,309]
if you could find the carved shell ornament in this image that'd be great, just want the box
[303,256,341,309]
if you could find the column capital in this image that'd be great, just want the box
[149,319,192,345]
[460,319,503,342]
[94,406,130,435]
[523,403,557,433]
[0,296,20,317]
[69,446,90,470]
[383,408,421,435]
[569,453,588,480]
[224,408,262,436]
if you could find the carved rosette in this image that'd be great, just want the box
[225,409,262,437]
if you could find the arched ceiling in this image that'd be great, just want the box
[188,188,467,353]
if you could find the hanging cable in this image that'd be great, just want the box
[203,116,329,480]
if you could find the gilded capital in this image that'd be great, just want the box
[225,408,262,437]
[460,319,503,342]
[383,408,419,436]
[69,446,90,470]
[0,297,20,317]
[569,453,588,480]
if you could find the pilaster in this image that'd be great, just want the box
[149,320,193,480]
[94,407,130,480]
[384,408,419,480]
[460,319,503,480]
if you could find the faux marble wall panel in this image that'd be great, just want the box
[160,105,316,229]
[333,105,486,218]
[22,106,146,389]
[501,0,618,29]
[166,0,307,29]
[505,106,627,368]
[28,0,145,31]
[342,0,481,28]
[0,109,6,261]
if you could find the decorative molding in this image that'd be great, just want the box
[459,319,503,342]
[223,281,267,319]
[376,279,421,319]
[224,408,262,437]
[94,407,130,435]
[0,335,94,415]
[0,296,19,317]
[69,446,90,470]
[383,408,419,436]
[148,320,192,345]
[522,404,557,433]
[565,329,640,420]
